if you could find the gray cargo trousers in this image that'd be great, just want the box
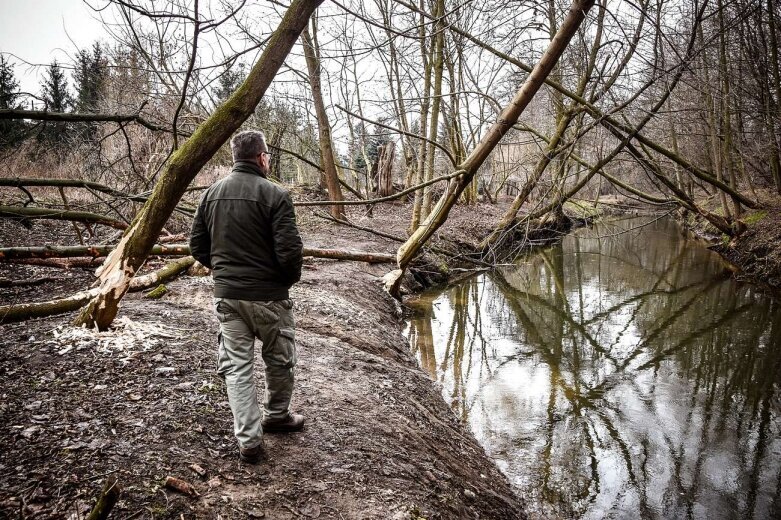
[215,297,297,449]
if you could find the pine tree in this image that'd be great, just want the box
[73,42,107,140]
[39,61,72,145]
[0,56,25,148]
[74,42,107,112]
[213,63,246,106]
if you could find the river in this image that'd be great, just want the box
[405,216,781,519]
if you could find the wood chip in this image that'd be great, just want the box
[188,463,207,478]
[164,476,199,497]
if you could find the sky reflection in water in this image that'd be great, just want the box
[406,217,781,519]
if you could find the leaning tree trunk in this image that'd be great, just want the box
[73,0,323,331]
[386,0,596,295]
[301,22,346,220]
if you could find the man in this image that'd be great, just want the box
[190,130,305,464]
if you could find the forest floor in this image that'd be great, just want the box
[0,201,528,520]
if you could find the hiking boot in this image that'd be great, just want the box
[262,413,305,433]
[239,444,265,464]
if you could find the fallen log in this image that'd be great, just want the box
[10,258,103,269]
[0,256,195,324]
[0,205,128,230]
[0,244,190,260]
[0,244,396,264]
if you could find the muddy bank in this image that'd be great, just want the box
[709,204,781,294]
[0,202,526,519]
[678,200,781,294]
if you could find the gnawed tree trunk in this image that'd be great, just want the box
[72,0,323,331]
[301,22,346,220]
[372,141,396,197]
[386,0,596,295]
[0,244,396,263]
[0,257,195,324]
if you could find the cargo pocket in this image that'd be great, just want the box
[266,327,296,370]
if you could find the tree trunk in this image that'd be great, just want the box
[387,0,596,294]
[301,22,346,220]
[421,0,446,218]
[1,257,195,324]
[373,141,396,197]
[72,0,323,331]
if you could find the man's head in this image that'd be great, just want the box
[231,130,271,175]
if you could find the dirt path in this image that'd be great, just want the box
[0,203,526,519]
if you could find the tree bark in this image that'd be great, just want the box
[72,0,323,331]
[372,141,396,197]
[301,22,346,220]
[387,0,596,294]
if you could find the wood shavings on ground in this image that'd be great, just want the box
[45,316,181,361]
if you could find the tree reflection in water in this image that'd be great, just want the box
[406,217,781,519]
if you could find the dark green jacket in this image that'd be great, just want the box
[190,161,303,301]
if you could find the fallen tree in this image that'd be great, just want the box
[0,256,195,324]
[0,205,129,230]
[0,244,396,264]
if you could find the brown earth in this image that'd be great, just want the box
[710,204,781,294]
[678,192,781,295]
[0,202,527,519]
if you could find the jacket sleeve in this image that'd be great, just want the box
[272,191,304,284]
[189,193,213,269]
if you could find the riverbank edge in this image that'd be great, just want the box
[675,203,781,296]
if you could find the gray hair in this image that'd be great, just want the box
[230,130,268,161]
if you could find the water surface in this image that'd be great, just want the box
[406,217,781,519]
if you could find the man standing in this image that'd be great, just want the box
[190,130,305,464]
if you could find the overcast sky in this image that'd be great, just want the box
[0,0,107,95]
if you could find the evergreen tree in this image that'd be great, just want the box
[74,42,107,112]
[73,43,107,140]
[39,61,71,145]
[213,63,246,106]
[0,56,25,148]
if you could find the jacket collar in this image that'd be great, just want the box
[232,160,267,178]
